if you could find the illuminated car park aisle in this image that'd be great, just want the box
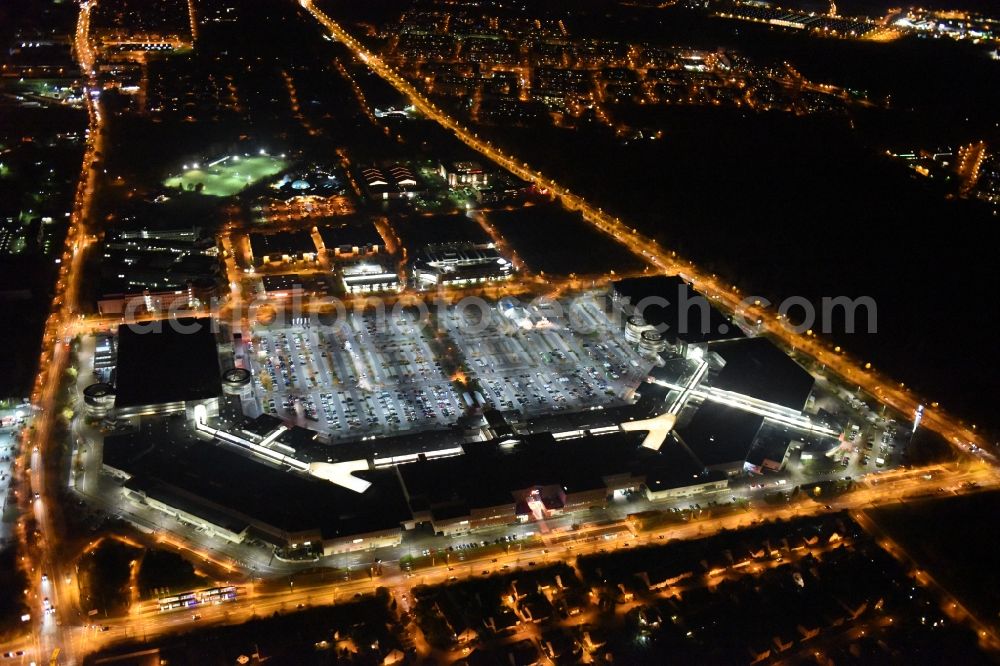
[443,295,652,417]
[247,312,464,439]
[244,296,653,440]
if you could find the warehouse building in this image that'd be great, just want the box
[247,231,318,267]
[97,227,221,315]
[398,429,726,536]
[359,162,424,200]
[100,400,734,548]
[411,243,513,288]
[439,161,489,188]
[341,259,401,294]
[104,425,410,555]
[705,336,816,413]
[672,401,765,475]
[316,220,385,258]
[112,318,223,419]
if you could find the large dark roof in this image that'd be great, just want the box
[745,431,793,468]
[241,413,283,437]
[639,443,726,491]
[392,213,492,249]
[675,401,764,469]
[611,275,744,345]
[316,219,385,249]
[105,425,410,539]
[399,428,723,514]
[105,413,730,540]
[248,230,316,257]
[114,318,222,408]
[708,337,815,411]
[124,476,250,535]
[238,422,468,466]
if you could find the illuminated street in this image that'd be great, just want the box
[2,0,997,663]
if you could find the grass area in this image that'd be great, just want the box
[0,546,29,641]
[628,500,762,533]
[868,490,1000,627]
[83,593,403,665]
[629,509,689,532]
[485,203,651,276]
[138,549,208,600]
[77,539,143,618]
[163,155,288,197]
[802,477,858,500]
[1,492,19,523]
[400,536,545,572]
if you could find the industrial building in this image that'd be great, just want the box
[744,433,796,474]
[439,161,489,188]
[104,426,410,554]
[316,219,385,258]
[94,356,733,552]
[640,330,819,476]
[92,322,835,552]
[101,410,731,550]
[340,259,401,294]
[97,227,222,316]
[247,231,318,267]
[88,288,834,555]
[673,401,766,475]
[109,317,223,419]
[398,430,727,536]
[704,336,816,413]
[359,162,424,200]
[411,243,513,288]
[260,273,331,299]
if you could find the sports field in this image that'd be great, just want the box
[163,154,288,197]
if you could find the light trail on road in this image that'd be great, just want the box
[14,2,103,663]
[78,461,1000,652]
[9,2,995,661]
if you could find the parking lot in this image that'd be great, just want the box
[445,296,651,417]
[838,422,904,473]
[246,296,651,440]
[248,312,465,439]
[0,417,25,545]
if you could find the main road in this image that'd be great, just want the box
[65,460,1000,655]
[10,1,993,661]
[14,1,102,664]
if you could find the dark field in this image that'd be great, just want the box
[868,491,1000,629]
[392,212,493,249]
[486,205,651,276]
